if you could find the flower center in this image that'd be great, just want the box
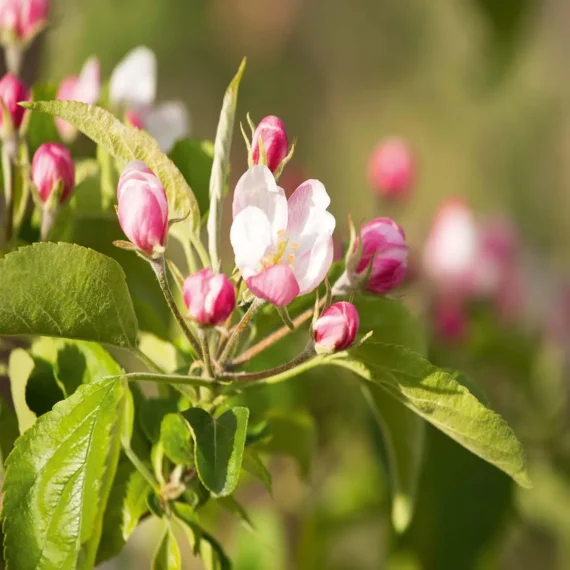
[261,229,299,269]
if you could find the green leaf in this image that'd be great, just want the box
[0,394,18,473]
[2,377,127,570]
[364,385,424,533]
[152,525,181,570]
[140,397,181,445]
[207,58,246,270]
[332,342,531,488]
[256,409,315,479]
[182,406,249,497]
[161,412,193,465]
[0,242,138,347]
[23,100,200,232]
[96,456,150,564]
[217,495,255,531]
[25,357,64,416]
[9,349,40,433]
[242,450,272,493]
[174,502,232,570]
[169,137,214,218]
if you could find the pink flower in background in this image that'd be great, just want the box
[0,72,29,131]
[356,217,408,294]
[183,269,236,327]
[109,46,189,153]
[250,115,289,173]
[433,297,468,342]
[116,160,168,255]
[0,0,48,42]
[55,56,101,141]
[230,165,335,307]
[423,198,478,295]
[314,301,359,352]
[368,137,414,200]
[32,142,75,204]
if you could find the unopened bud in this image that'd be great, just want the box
[0,73,29,132]
[183,269,236,326]
[250,115,288,173]
[0,0,48,43]
[32,142,75,204]
[116,160,168,255]
[313,301,359,353]
[356,218,408,294]
[368,137,414,200]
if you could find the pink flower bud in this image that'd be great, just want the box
[368,137,414,199]
[250,115,289,173]
[183,269,236,326]
[0,0,48,41]
[32,142,75,204]
[116,160,168,254]
[125,109,145,130]
[433,298,468,342]
[356,218,408,294]
[0,73,29,130]
[314,301,359,352]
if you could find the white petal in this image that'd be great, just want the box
[109,46,157,108]
[230,206,273,278]
[232,165,287,236]
[145,101,190,153]
[74,56,101,105]
[294,236,334,295]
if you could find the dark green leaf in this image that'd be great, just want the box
[96,455,150,564]
[0,394,18,473]
[141,397,181,445]
[23,101,201,232]
[3,377,127,570]
[25,357,64,416]
[169,138,214,218]
[0,242,138,347]
[161,413,193,465]
[182,406,249,497]
[332,342,531,488]
[242,449,272,493]
[152,525,181,570]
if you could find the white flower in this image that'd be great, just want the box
[108,46,189,153]
[230,165,336,306]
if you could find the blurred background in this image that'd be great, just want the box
[29,0,570,568]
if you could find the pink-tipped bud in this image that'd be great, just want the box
[0,0,48,42]
[116,160,168,255]
[368,137,414,199]
[183,269,236,327]
[0,73,29,131]
[125,109,145,130]
[433,298,468,343]
[314,301,360,352]
[32,142,75,204]
[355,218,408,294]
[250,115,289,173]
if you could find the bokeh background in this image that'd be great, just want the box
[27,0,570,568]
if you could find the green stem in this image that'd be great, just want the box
[123,444,160,493]
[120,371,215,389]
[219,298,264,365]
[13,140,30,235]
[2,142,13,245]
[4,45,22,76]
[199,330,214,379]
[151,257,203,358]
[189,231,211,269]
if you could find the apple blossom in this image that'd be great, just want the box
[0,72,29,132]
[116,160,168,255]
[230,165,335,307]
[368,137,414,199]
[55,56,101,141]
[314,302,360,352]
[32,142,75,204]
[109,46,189,152]
[0,0,48,43]
[250,115,289,173]
[183,269,236,327]
[355,217,409,294]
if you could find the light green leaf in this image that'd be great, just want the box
[207,58,246,270]
[363,385,424,532]
[0,242,138,348]
[152,525,181,570]
[23,100,200,232]
[169,137,214,218]
[96,456,150,564]
[174,502,232,570]
[332,342,530,488]
[242,449,272,493]
[2,376,127,570]
[9,349,40,433]
[161,412,193,465]
[182,406,249,497]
